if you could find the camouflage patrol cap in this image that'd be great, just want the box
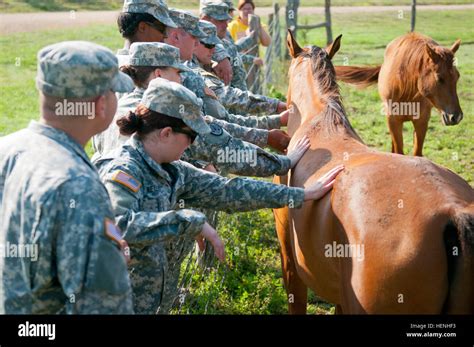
[36,41,134,98]
[169,8,206,39]
[141,78,211,134]
[117,47,131,67]
[200,2,232,21]
[122,0,177,28]
[198,20,221,45]
[222,0,236,11]
[129,42,191,72]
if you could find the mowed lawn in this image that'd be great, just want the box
[0,9,472,314]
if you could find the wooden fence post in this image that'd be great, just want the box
[411,0,417,32]
[325,0,333,45]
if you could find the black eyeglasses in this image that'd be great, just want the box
[172,127,197,144]
[144,21,168,38]
[201,42,216,49]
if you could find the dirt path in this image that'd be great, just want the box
[1,4,473,35]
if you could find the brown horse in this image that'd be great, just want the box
[334,32,463,156]
[273,31,474,314]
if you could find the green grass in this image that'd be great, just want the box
[1,0,473,13]
[0,25,123,154]
[0,9,472,315]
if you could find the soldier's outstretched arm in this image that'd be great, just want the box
[102,165,206,247]
[177,161,305,212]
[208,77,281,115]
[55,177,133,314]
[185,124,291,177]
[203,96,282,130]
[179,158,344,213]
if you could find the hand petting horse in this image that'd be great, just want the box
[335,32,463,157]
[273,31,473,314]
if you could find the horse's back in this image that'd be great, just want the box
[291,150,473,312]
[334,153,472,312]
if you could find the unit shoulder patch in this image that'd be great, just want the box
[209,123,223,136]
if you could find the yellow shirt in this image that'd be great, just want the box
[228,17,268,43]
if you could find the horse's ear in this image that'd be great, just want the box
[450,39,461,54]
[425,44,441,63]
[287,30,303,58]
[325,34,342,60]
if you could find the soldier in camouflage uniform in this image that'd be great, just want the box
[91,41,298,314]
[199,4,286,115]
[114,0,176,82]
[93,42,192,156]
[200,1,249,91]
[112,4,288,153]
[166,10,290,153]
[94,78,344,314]
[0,41,135,314]
[93,40,295,177]
[170,11,283,128]
[193,21,286,114]
[210,0,256,83]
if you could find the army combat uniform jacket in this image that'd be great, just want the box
[0,121,133,314]
[94,136,305,313]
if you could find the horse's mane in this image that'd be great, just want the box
[393,32,454,100]
[299,46,362,141]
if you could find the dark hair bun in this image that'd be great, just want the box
[117,111,144,136]
[119,65,136,80]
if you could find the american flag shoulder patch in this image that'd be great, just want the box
[111,170,141,192]
[104,218,123,245]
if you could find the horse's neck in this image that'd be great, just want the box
[290,98,364,146]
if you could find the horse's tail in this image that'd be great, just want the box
[443,204,474,314]
[334,65,381,88]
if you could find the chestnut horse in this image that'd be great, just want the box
[273,31,474,314]
[334,32,463,156]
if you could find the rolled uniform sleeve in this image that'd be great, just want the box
[223,112,281,130]
[55,177,133,314]
[103,165,205,248]
[177,161,305,211]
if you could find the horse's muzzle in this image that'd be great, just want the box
[442,112,463,126]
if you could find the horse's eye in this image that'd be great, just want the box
[438,77,445,84]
